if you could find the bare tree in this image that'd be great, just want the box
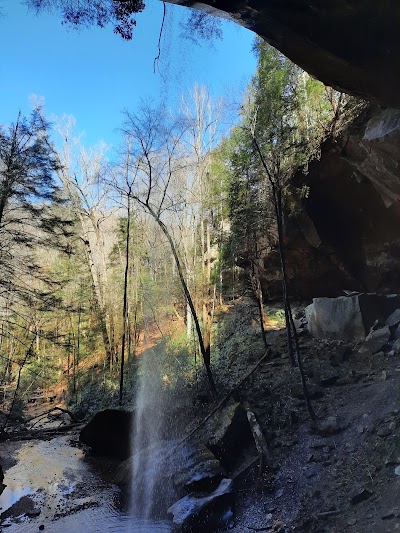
[180,85,224,366]
[109,144,140,404]
[38,112,117,369]
[121,103,218,395]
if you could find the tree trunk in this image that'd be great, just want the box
[274,190,316,421]
[251,270,269,351]
[80,233,113,366]
[146,206,217,396]
[119,199,131,405]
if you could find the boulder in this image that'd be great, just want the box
[392,339,400,354]
[116,442,177,518]
[306,296,364,341]
[206,402,253,469]
[386,308,400,327]
[115,441,222,493]
[306,294,400,341]
[173,442,223,495]
[349,488,373,505]
[79,409,133,460]
[167,478,234,532]
[318,416,347,437]
[116,440,224,520]
[359,326,391,356]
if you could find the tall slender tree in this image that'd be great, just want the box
[121,103,218,395]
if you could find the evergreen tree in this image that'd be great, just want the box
[0,109,70,303]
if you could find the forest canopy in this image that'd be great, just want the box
[0,35,357,417]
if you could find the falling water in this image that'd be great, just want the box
[130,345,176,521]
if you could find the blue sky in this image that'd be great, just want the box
[0,1,257,148]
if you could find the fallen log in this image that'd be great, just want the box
[180,348,272,445]
[0,422,84,441]
[245,408,272,488]
[26,406,81,429]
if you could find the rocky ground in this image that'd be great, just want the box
[208,298,400,533]
[107,296,400,532]
[2,296,400,532]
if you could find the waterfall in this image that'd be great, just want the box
[130,345,174,521]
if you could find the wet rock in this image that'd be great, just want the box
[206,402,252,468]
[116,441,178,516]
[1,495,37,520]
[386,308,400,327]
[349,488,373,505]
[79,409,133,460]
[26,509,41,518]
[173,442,223,494]
[167,478,234,532]
[384,453,400,466]
[359,326,391,356]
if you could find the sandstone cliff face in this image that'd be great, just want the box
[259,106,400,300]
[169,0,400,108]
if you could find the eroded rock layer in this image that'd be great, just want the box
[169,1,400,107]
[259,106,400,299]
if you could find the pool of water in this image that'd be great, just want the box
[0,435,171,532]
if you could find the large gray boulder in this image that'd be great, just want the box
[306,293,400,341]
[359,326,391,356]
[115,441,223,497]
[167,477,234,532]
[386,308,400,328]
[79,409,133,460]
[116,441,178,519]
[206,402,253,469]
[173,442,223,495]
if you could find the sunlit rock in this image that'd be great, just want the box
[167,477,234,532]
[306,294,400,341]
[173,442,223,495]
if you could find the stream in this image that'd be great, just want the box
[0,434,171,532]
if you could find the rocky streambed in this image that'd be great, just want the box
[0,434,171,532]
